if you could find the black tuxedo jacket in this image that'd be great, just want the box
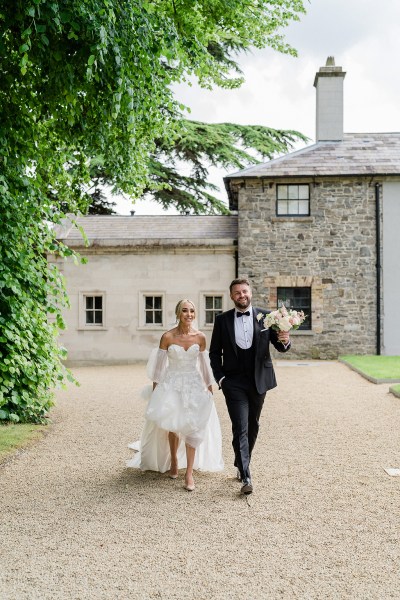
[209,307,291,395]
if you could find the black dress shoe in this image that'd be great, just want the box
[241,478,253,495]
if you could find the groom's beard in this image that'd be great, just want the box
[233,299,251,310]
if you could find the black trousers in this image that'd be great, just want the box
[221,374,266,480]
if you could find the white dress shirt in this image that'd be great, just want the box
[218,306,254,387]
[234,306,254,349]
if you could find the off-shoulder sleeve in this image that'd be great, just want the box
[197,350,214,387]
[146,348,168,382]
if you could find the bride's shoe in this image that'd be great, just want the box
[168,463,179,479]
[184,475,195,491]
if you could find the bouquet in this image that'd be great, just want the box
[257,305,306,335]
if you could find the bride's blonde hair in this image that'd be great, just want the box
[175,299,196,321]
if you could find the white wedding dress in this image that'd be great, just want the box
[126,344,224,473]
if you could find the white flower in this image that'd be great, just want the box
[279,317,292,332]
[261,305,306,333]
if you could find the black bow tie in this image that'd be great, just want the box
[236,311,251,317]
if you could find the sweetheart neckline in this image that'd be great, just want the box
[168,343,200,352]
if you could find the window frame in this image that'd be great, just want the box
[78,291,107,331]
[138,292,166,330]
[203,294,224,327]
[277,286,312,330]
[199,292,226,329]
[276,184,310,217]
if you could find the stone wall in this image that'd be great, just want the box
[237,177,380,359]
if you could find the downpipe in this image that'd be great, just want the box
[375,183,382,355]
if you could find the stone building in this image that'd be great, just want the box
[55,58,400,363]
[224,59,400,358]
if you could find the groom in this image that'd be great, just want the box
[209,278,291,495]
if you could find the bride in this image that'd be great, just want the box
[126,299,224,490]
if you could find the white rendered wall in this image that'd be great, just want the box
[382,181,400,355]
[57,249,235,365]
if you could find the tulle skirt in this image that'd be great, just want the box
[126,399,224,473]
[127,347,224,473]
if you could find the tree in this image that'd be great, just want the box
[0,0,306,422]
[88,119,308,214]
[87,190,117,215]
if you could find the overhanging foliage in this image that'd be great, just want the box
[0,0,306,421]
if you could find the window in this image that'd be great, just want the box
[85,295,103,325]
[145,295,163,325]
[277,287,311,330]
[138,292,165,329]
[276,184,310,216]
[78,292,106,330]
[204,295,223,325]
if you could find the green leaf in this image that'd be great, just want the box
[0,0,306,423]
[21,27,32,39]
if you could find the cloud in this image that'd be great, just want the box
[287,0,400,57]
[118,0,400,213]
[175,0,400,138]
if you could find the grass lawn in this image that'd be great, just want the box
[389,383,400,398]
[0,423,47,463]
[339,355,400,380]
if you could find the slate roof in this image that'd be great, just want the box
[225,133,400,179]
[55,215,238,247]
[224,132,400,209]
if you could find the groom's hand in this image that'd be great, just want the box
[277,331,290,344]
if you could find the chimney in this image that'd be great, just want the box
[314,56,346,142]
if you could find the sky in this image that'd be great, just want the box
[115,0,400,215]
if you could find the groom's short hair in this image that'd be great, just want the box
[229,278,251,293]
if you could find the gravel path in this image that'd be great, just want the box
[1,361,399,600]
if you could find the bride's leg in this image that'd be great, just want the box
[184,444,195,491]
[168,432,179,478]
